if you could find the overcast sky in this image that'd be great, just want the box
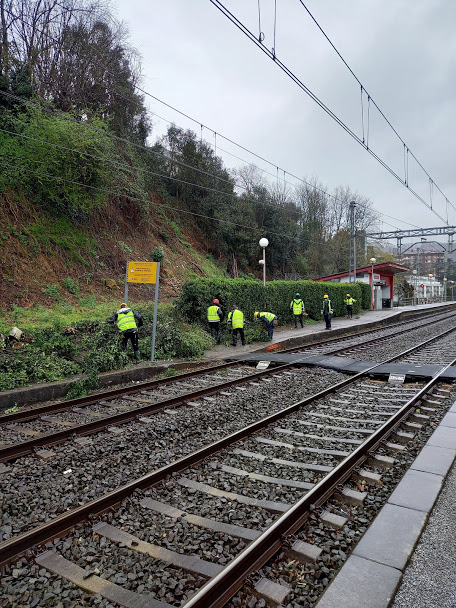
[114,0,456,247]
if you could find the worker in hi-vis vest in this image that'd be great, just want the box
[254,311,277,340]
[207,298,223,345]
[289,292,307,328]
[107,302,144,362]
[344,293,356,319]
[227,305,245,347]
[321,295,333,330]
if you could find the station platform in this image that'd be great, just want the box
[204,301,456,362]
[315,404,456,608]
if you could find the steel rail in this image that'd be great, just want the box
[2,305,454,425]
[0,362,301,462]
[277,308,456,356]
[0,326,453,567]
[183,355,456,608]
[0,361,240,424]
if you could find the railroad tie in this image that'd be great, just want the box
[139,497,260,542]
[35,550,172,608]
[93,522,223,579]
[177,477,291,513]
[209,461,314,490]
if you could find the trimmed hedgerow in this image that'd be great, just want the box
[178,278,370,325]
[358,281,372,310]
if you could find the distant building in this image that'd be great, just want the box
[400,241,446,276]
[315,262,410,310]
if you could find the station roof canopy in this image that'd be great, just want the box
[316,262,410,282]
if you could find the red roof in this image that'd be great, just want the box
[316,262,410,282]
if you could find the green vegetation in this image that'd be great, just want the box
[0,302,213,392]
[150,246,165,263]
[65,370,100,400]
[62,277,80,295]
[178,278,369,326]
[43,284,62,302]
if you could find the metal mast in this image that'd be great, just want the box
[349,201,356,283]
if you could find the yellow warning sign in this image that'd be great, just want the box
[127,261,158,284]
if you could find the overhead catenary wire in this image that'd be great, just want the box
[296,0,455,213]
[1,6,420,231]
[209,0,452,225]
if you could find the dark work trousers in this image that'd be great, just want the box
[121,329,139,353]
[324,313,332,329]
[262,319,275,339]
[294,314,304,328]
[232,327,245,346]
[346,305,353,318]
[209,321,221,344]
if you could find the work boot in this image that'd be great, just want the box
[134,350,140,362]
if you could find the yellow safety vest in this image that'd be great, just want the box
[116,309,137,332]
[290,299,304,314]
[345,298,355,306]
[259,312,276,322]
[228,309,244,329]
[323,300,333,314]
[207,305,220,322]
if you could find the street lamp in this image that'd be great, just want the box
[259,238,269,287]
[443,277,447,302]
[449,280,455,301]
[370,257,376,309]
[412,270,417,306]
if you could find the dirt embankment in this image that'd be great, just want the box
[0,192,224,310]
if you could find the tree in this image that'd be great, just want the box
[0,0,150,141]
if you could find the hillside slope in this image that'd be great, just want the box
[0,191,228,311]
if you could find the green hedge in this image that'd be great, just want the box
[358,281,372,310]
[178,278,371,325]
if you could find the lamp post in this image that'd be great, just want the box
[450,280,455,301]
[428,274,433,302]
[259,238,269,287]
[412,269,417,306]
[370,257,376,309]
[443,277,447,302]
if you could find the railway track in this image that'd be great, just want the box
[1,323,455,608]
[1,309,456,464]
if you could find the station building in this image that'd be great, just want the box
[315,262,410,309]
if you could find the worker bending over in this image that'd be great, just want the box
[107,302,144,362]
[254,311,277,340]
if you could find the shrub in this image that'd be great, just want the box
[150,246,165,263]
[177,278,368,326]
[62,276,80,295]
[65,369,100,400]
[44,284,62,302]
[358,281,372,310]
[118,241,132,254]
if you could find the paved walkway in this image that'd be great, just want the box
[204,302,455,361]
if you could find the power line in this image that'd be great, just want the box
[0,159,305,242]
[296,0,456,214]
[209,0,452,225]
[1,87,414,236]
[1,7,419,231]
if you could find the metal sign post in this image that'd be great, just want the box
[150,262,160,362]
[125,261,160,362]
